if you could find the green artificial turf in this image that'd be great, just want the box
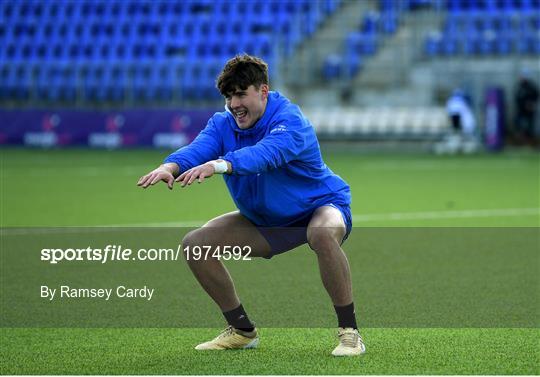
[1,148,538,227]
[1,328,538,375]
[1,148,539,374]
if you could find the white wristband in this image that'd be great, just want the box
[211,160,228,174]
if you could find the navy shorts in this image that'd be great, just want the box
[256,203,352,259]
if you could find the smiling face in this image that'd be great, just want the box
[226,84,269,129]
[216,55,270,129]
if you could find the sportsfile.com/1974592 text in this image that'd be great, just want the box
[40,244,252,264]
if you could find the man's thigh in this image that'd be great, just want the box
[260,204,351,258]
[190,211,272,258]
[307,205,348,245]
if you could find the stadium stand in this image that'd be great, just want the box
[0,0,341,105]
[425,0,540,56]
[324,0,539,82]
[323,0,409,80]
[2,0,538,143]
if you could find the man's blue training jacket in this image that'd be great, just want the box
[164,91,351,227]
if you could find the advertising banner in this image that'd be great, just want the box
[0,109,216,148]
[484,87,505,151]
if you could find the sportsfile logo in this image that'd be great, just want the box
[40,245,182,264]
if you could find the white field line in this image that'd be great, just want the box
[351,207,540,222]
[118,207,540,227]
[1,208,538,236]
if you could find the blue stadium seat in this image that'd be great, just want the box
[495,33,513,54]
[323,54,343,80]
[0,65,9,101]
[81,65,104,102]
[381,12,399,34]
[424,32,442,56]
[441,35,459,55]
[100,65,125,102]
[477,31,496,54]
[5,64,30,101]
[345,53,363,78]
[462,33,480,54]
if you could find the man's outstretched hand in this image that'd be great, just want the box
[138,161,229,190]
[137,163,179,190]
[176,161,217,187]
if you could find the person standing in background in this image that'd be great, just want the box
[514,70,539,146]
[434,88,479,154]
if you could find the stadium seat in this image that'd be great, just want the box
[323,54,344,80]
[424,32,442,56]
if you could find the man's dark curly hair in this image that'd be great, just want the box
[216,54,269,96]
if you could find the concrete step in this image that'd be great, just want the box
[353,9,443,89]
[284,0,375,87]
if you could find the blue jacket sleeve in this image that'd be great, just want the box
[223,116,310,175]
[163,118,222,173]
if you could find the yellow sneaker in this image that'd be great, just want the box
[332,327,366,356]
[195,326,259,350]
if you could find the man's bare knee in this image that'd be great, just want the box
[307,227,340,255]
[182,229,200,247]
[307,206,346,255]
[182,228,215,258]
